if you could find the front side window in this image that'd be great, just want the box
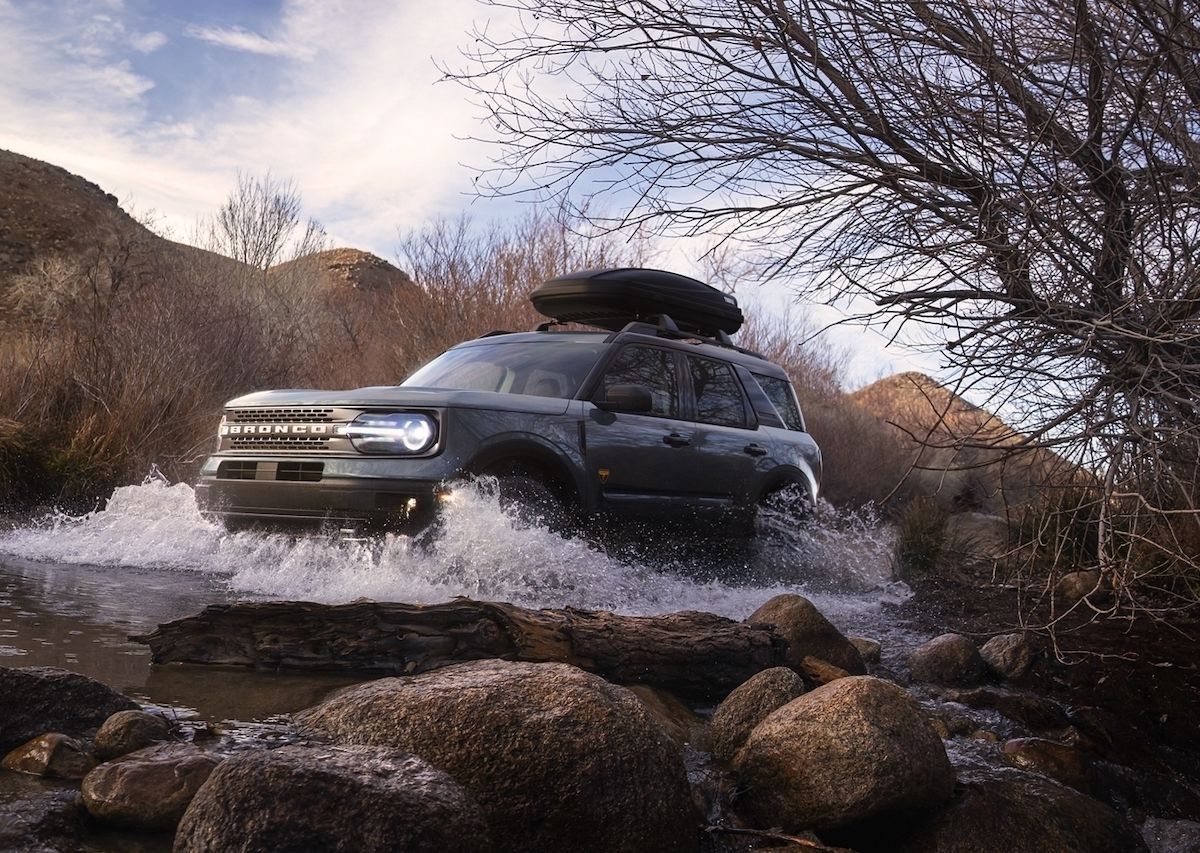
[595,345,680,417]
[688,356,749,428]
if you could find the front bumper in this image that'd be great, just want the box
[195,455,450,530]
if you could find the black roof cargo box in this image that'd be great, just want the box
[530,267,744,336]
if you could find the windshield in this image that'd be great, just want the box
[401,339,608,398]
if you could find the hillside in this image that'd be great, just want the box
[269,248,416,293]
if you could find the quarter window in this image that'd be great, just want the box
[596,345,680,417]
[688,356,749,428]
[754,373,806,431]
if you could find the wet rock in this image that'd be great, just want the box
[1092,760,1200,821]
[174,745,488,853]
[0,666,138,750]
[296,659,697,853]
[980,633,1036,680]
[1141,817,1200,853]
[0,784,85,853]
[93,709,172,761]
[908,634,986,686]
[800,656,852,686]
[939,686,1070,732]
[626,684,705,747]
[896,770,1147,853]
[2,733,94,780]
[732,675,954,833]
[709,667,807,763]
[82,743,222,831]
[1001,738,1093,794]
[972,729,1000,743]
[850,636,882,666]
[746,594,866,675]
[1056,570,1104,603]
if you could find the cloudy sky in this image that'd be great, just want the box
[0,0,932,384]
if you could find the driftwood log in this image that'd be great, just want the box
[133,599,788,701]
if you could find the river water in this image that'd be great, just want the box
[0,474,910,723]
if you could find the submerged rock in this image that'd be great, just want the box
[93,709,172,761]
[82,743,221,831]
[939,686,1070,732]
[2,733,94,780]
[174,745,487,853]
[0,784,85,853]
[1141,817,1200,853]
[979,632,1036,679]
[709,667,807,763]
[745,594,866,675]
[0,666,137,750]
[733,675,954,833]
[897,770,1147,853]
[907,634,986,686]
[1001,738,1093,794]
[296,659,698,853]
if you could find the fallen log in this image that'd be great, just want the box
[132,599,788,701]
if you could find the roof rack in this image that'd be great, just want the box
[605,314,766,359]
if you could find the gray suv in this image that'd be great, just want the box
[194,268,821,533]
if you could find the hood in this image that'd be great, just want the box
[224,386,574,417]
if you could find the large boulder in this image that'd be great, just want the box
[0,784,85,853]
[82,743,222,831]
[732,676,954,833]
[1,733,94,780]
[0,666,137,750]
[174,745,487,853]
[897,770,1147,853]
[93,710,172,761]
[907,634,986,686]
[709,667,806,763]
[745,594,866,675]
[296,659,698,853]
[979,633,1035,680]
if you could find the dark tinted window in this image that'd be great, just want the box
[754,373,805,431]
[596,345,679,417]
[688,356,748,428]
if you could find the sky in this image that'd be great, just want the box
[0,0,935,386]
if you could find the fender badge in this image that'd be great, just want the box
[598,468,610,484]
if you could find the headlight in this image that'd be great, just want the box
[343,412,437,454]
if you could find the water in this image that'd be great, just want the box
[0,474,909,721]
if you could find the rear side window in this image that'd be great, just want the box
[754,373,806,431]
[688,356,749,428]
[596,345,680,417]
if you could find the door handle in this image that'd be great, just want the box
[744,443,768,457]
[663,433,691,447]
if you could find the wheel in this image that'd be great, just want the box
[754,482,815,539]
[493,474,575,533]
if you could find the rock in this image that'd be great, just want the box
[1091,760,1200,820]
[732,675,954,833]
[174,745,488,853]
[1,733,94,780]
[1001,738,1093,793]
[745,594,866,675]
[296,659,697,853]
[1056,570,1103,603]
[625,684,705,747]
[939,687,1070,732]
[82,743,222,831]
[93,709,172,761]
[944,512,1011,565]
[0,666,138,750]
[0,785,85,853]
[897,770,1147,853]
[709,667,807,763]
[979,633,1035,679]
[1141,817,1200,853]
[849,637,882,665]
[799,656,852,686]
[907,634,986,686]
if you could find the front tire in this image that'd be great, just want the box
[494,475,574,533]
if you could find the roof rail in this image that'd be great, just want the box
[605,314,766,359]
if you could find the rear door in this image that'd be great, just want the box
[583,344,705,512]
[684,354,765,509]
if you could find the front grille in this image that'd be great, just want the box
[229,436,331,451]
[217,460,258,480]
[227,407,334,423]
[277,462,324,482]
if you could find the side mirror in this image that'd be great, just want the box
[595,384,653,413]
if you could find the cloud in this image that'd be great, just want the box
[128,30,167,53]
[183,23,308,59]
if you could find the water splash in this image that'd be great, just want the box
[0,475,906,621]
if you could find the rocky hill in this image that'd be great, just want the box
[269,248,416,293]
